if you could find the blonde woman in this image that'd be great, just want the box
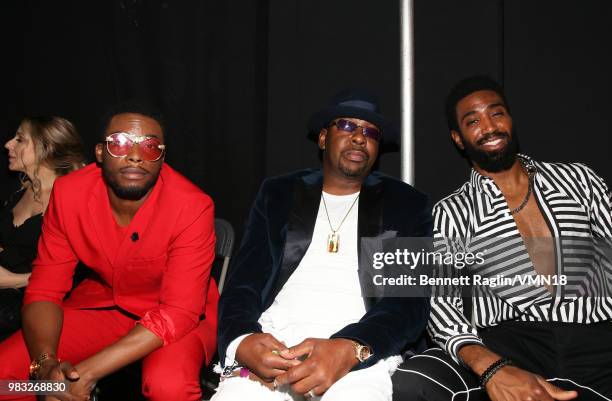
[0,116,84,339]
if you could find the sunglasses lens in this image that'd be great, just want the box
[335,119,381,142]
[139,138,163,161]
[107,134,131,157]
[362,127,381,142]
[106,133,164,161]
[336,119,358,132]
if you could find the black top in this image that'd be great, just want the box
[0,189,43,274]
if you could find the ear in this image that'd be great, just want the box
[95,143,104,163]
[318,128,327,150]
[450,130,464,150]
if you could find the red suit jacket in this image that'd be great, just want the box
[24,163,219,347]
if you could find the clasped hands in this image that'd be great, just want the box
[235,333,359,397]
[36,357,95,401]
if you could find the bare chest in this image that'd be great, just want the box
[505,191,556,288]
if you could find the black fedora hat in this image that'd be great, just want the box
[307,88,399,152]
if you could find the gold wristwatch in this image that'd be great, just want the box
[29,353,57,379]
[352,341,373,362]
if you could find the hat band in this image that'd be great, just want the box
[338,100,377,112]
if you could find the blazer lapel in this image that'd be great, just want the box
[271,171,322,298]
[88,178,117,268]
[357,174,384,307]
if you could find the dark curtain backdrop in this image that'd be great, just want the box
[2,0,611,238]
[415,0,611,202]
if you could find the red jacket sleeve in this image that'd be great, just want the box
[138,195,215,345]
[24,180,78,307]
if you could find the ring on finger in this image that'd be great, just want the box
[271,349,280,355]
[307,390,315,398]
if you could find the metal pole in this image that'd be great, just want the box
[400,0,414,184]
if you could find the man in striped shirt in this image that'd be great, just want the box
[393,76,612,401]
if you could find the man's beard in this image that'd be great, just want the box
[462,130,519,173]
[339,161,369,178]
[338,152,370,178]
[103,168,158,201]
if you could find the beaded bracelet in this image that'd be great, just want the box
[479,357,513,388]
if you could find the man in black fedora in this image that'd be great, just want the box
[213,89,433,401]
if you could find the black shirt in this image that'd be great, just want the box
[0,189,43,274]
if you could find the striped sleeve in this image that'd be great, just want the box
[581,164,612,238]
[581,164,612,290]
[427,200,483,365]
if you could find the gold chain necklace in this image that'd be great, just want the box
[321,193,360,253]
[509,158,536,215]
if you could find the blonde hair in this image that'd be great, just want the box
[19,116,85,201]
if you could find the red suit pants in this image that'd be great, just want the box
[0,307,216,401]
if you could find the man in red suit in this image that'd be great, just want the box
[0,102,219,401]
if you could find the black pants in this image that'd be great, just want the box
[392,321,612,401]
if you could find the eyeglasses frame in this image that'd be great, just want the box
[104,132,166,162]
[328,119,382,142]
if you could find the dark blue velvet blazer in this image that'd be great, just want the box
[218,169,433,369]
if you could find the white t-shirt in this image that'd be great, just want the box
[225,191,366,364]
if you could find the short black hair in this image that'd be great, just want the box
[99,99,165,141]
[445,75,510,132]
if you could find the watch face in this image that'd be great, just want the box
[359,346,371,360]
[355,344,372,361]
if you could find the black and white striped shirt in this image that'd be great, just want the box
[427,155,612,364]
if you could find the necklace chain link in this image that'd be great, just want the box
[509,158,536,215]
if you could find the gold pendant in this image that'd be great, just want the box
[327,232,339,253]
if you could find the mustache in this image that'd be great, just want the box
[476,131,511,146]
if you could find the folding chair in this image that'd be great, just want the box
[213,218,235,294]
[201,218,236,399]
